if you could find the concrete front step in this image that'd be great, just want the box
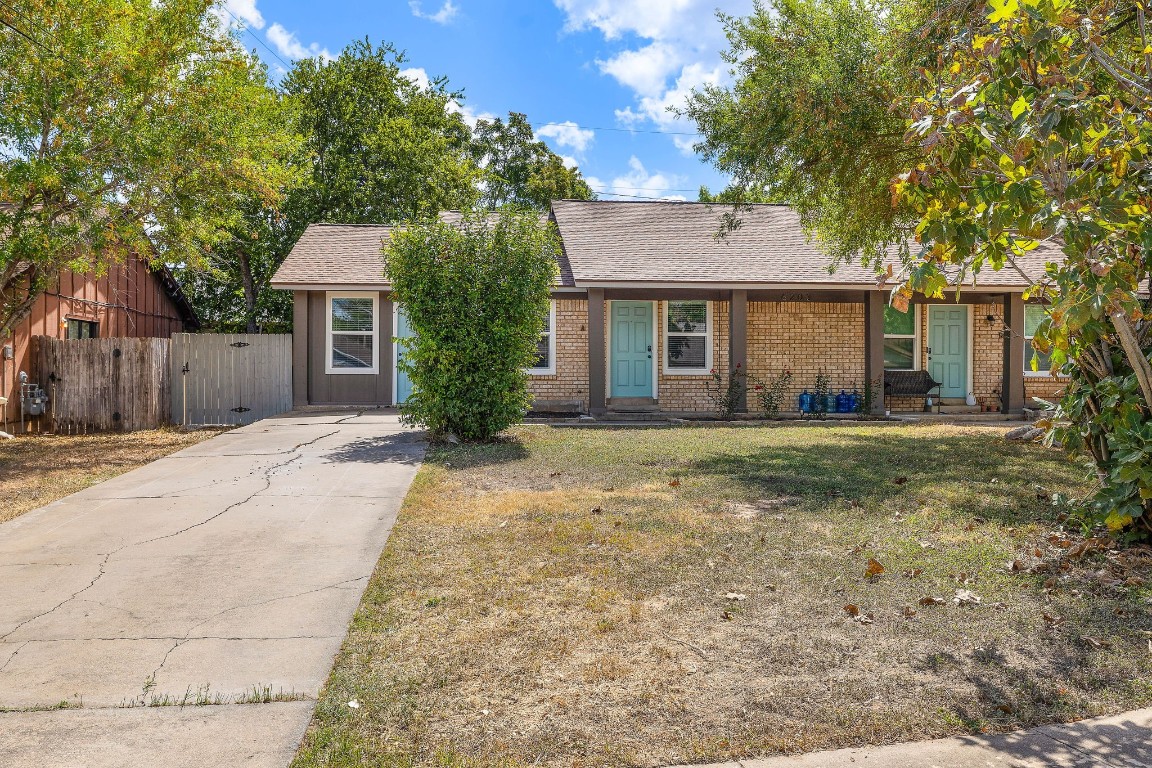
[602,411,670,422]
[938,404,981,414]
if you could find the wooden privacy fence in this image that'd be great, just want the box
[35,337,170,432]
[170,333,292,427]
[29,334,292,432]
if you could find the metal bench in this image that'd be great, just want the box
[884,370,942,413]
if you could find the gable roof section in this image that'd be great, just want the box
[549,200,1054,289]
[271,216,576,289]
[273,203,1060,292]
[271,224,393,288]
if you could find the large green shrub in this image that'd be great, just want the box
[385,209,559,441]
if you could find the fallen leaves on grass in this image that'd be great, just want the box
[724,593,747,601]
[902,606,918,618]
[919,596,946,606]
[1082,636,1112,650]
[865,558,886,578]
[902,568,923,578]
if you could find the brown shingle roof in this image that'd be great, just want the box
[273,204,1058,291]
[271,215,576,289]
[550,200,1054,288]
[271,224,392,287]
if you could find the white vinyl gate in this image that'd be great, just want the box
[170,333,292,426]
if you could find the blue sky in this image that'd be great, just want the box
[216,0,755,201]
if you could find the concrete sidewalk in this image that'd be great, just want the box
[0,411,422,767]
[671,707,1152,768]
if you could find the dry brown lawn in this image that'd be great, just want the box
[294,423,1152,768]
[0,428,225,524]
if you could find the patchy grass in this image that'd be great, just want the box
[0,428,225,524]
[294,423,1152,768]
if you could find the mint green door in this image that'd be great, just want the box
[394,307,414,405]
[927,306,969,399]
[610,302,654,398]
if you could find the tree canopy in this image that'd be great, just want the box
[470,112,595,210]
[181,48,594,332]
[688,0,1152,536]
[0,0,299,339]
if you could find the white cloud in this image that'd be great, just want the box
[559,155,579,170]
[400,67,431,90]
[447,100,497,130]
[585,156,688,201]
[266,22,333,61]
[537,121,595,153]
[555,0,750,153]
[597,42,681,97]
[555,0,698,40]
[409,0,459,24]
[209,0,265,34]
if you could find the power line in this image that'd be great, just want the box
[0,0,60,47]
[219,5,293,73]
[0,8,48,52]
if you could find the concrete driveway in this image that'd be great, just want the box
[0,411,422,767]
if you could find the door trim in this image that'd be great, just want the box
[606,300,658,401]
[392,303,409,407]
[926,304,974,399]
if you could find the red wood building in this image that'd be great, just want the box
[1,256,199,428]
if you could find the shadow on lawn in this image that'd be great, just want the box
[688,430,1078,522]
[424,435,530,470]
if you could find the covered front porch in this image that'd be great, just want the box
[580,288,1032,418]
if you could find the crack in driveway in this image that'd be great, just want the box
[0,431,341,642]
[135,431,339,547]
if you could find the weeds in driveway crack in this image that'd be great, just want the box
[118,683,308,708]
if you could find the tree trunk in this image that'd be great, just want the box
[238,250,259,334]
[1111,309,1152,409]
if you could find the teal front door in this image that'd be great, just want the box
[610,302,654,398]
[927,306,969,399]
[394,307,414,405]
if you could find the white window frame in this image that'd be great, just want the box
[883,304,921,372]
[663,300,713,376]
[1024,304,1052,377]
[325,291,380,375]
[527,300,557,376]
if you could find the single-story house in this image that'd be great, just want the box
[269,200,1064,416]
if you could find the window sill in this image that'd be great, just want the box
[663,369,712,377]
[326,368,380,376]
[527,369,556,376]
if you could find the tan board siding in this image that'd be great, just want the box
[305,290,393,405]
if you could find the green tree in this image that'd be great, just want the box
[685,0,924,264]
[897,0,1152,533]
[689,0,1152,536]
[384,209,559,441]
[0,0,299,338]
[470,112,595,210]
[697,184,777,203]
[182,39,481,332]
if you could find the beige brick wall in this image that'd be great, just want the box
[527,298,590,412]
[744,301,866,413]
[528,297,1039,415]
[655,300,731,412]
